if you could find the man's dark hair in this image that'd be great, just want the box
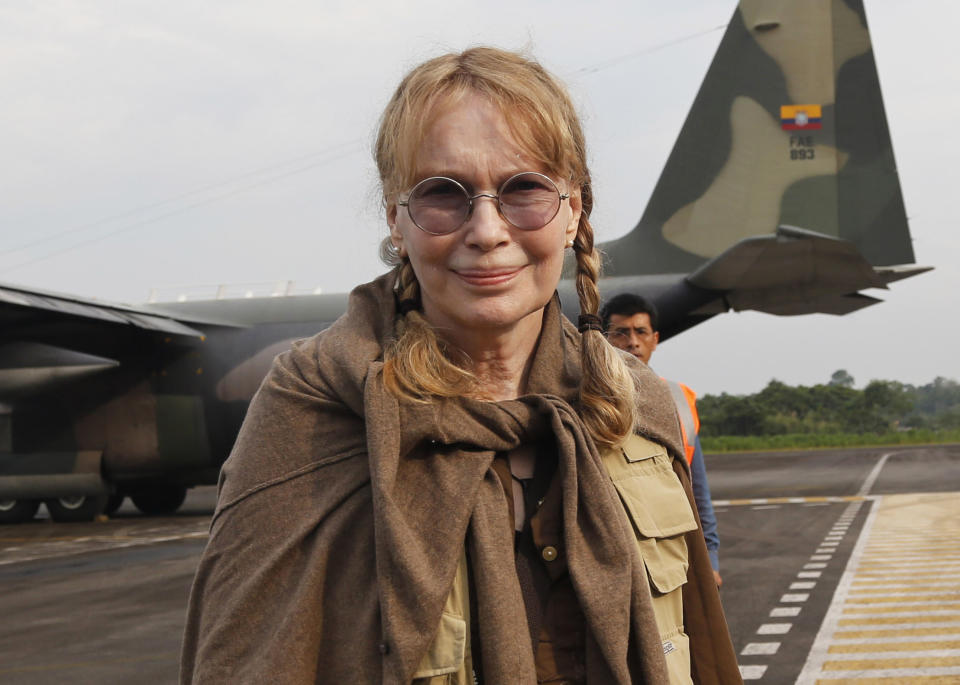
[599,293,659,332]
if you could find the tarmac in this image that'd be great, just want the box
[0,444,957,684]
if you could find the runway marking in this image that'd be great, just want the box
[738,664,767,679]
[797,491,960,684]
[852,579,960,586]
[817,676,960,683]
[0,530,209,566]
[849,591,960,599]
[823,656,960,669]
[856,452,892,496]
[836,627,960,639]
[713,495,868,507]
[843,606,960,615]
[838,615,960,626]
[742,642,780,655]
[739,498,867,681]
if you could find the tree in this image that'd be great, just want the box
[829,369,855,388]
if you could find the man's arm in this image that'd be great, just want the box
[689,436,722,586]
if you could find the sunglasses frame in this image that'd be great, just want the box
[398,171,570,235]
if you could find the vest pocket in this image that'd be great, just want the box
[603,434,698,593]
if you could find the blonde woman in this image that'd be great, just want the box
[182,47,739,684]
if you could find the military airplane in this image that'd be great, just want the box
[0,0,930,522]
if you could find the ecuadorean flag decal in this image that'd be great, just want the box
[781,105,822,130]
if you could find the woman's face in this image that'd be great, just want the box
[388,93,581,346]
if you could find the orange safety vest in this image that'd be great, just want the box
[663,379,700,465]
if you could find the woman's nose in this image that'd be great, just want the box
[463,196,510,248]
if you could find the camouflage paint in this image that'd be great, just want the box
[602,0,913,276]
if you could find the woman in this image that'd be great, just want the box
[181,47,739,684]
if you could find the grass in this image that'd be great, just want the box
[700,428,960,453]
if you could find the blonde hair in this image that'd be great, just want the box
[376,47,636,447]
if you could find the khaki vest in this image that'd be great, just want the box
[414,433,697,684]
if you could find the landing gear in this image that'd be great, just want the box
[0,498,40,524]
[44,495,108,523]
[130,485,187,515]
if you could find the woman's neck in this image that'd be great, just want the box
[436,309,545,401]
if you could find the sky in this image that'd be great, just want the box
[1,1,957,397]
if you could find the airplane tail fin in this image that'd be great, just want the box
[600,0,921,282]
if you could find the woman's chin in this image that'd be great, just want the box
[429,299,546,338]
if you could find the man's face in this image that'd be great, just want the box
[606,312,659,364]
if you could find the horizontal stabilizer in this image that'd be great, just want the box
[686,225,927,316]
[734,292,881,317]
[874,264,934,285]
[689,224,884,293]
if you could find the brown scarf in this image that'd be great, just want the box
[182,272,694,684]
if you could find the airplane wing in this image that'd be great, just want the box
[594,0,930,338]
[0,281,208,340]
[0,281,218,400]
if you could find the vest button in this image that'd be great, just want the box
[541,545,558,562]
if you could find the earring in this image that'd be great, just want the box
[566,240,575,248]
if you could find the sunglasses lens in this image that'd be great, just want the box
[499,173,561,230]
[408,178,469,234]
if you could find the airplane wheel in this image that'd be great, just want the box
[105,493,126,515]
[44,495,108,523]
[131,485,187,516]
[0,498,41,524]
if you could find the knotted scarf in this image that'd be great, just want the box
[181,271,703,684]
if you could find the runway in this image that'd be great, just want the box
[0,444,957,684]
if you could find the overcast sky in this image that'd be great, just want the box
[1,1,956,396]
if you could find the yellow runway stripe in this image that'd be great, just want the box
[818,678,960,684]
[859,554,959,560]
[846,593,960,602]
[829,640,960,653]
[854,571,958,577]
[838,615,960,626]
[853,579,960,586]
[822,656,960,670]
[858,561,952,568]
[835,627,960,639]
[843,605,959,614]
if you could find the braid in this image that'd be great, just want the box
[396,258,420,304]
[383,261,475,400]
[573,218,637,447]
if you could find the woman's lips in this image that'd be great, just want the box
[454,267,523,287]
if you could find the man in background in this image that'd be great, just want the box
[600,293,723,587]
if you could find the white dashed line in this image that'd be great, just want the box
[771,607,802,617]
[738,664,767,679]
[742,642,780,655]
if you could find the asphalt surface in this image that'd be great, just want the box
[0,444,957,684]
